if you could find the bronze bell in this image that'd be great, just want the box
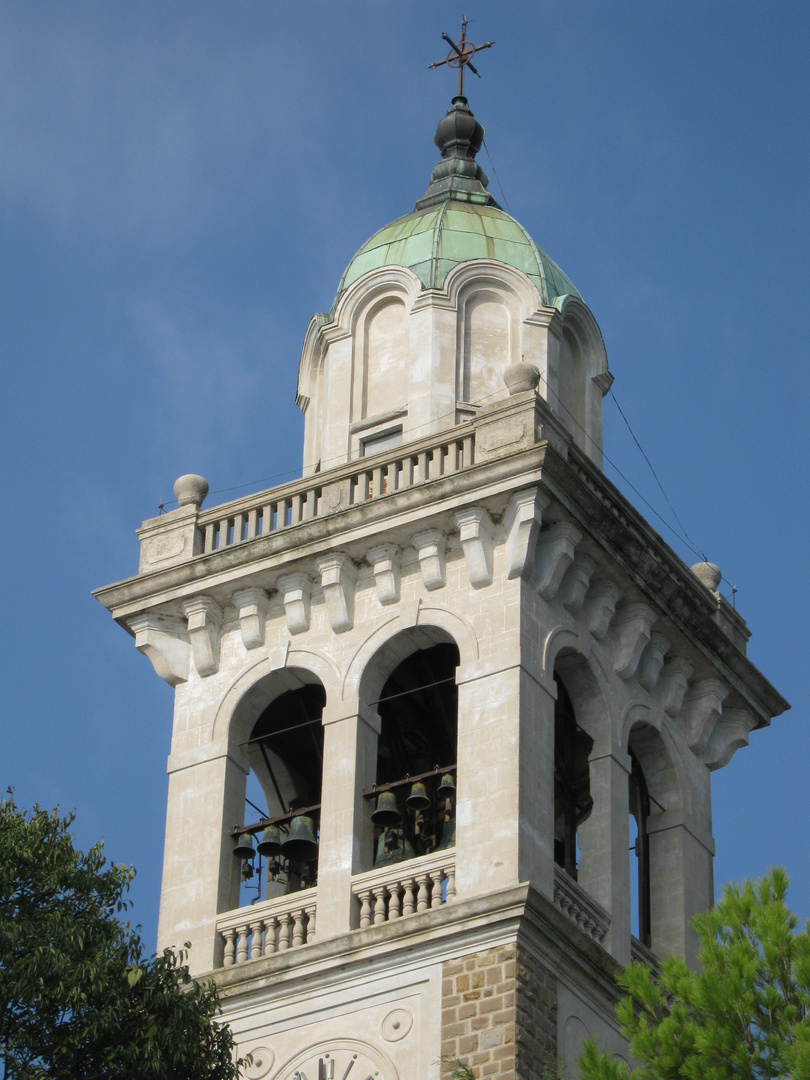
[406,781,431,811]
[280,815,318,863]
[232,832,256,860]
[374,827,417,866]
[256,825,282,856]
[371,791,402,826]
[436,816,456,851]
[437,773,456,797]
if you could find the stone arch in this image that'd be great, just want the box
[555,295,611,466]
[342,607,479,713]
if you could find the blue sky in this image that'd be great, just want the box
[2,2,808,951]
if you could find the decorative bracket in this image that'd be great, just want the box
[611,603,657,680]
[232,587,269,650]
[702,707,757,771]
[277,572,311,635]
[315,553,357,633]
[180,596,223,677]
[413,529,446,591]
[367,544,400,605]
[128,613,189,687]
[453,507,494,588]
[682,678,729,756]
[503,488,549,580]
[535,522,582,600]
[560,554,597,613]
[583,580,622,640]
[637,631,671,692]
[658,657,694,716]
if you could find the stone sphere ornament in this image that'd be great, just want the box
[503,361,540,395]
[690,561,722,591]
[173,473,209,508]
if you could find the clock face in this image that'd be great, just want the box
[283,1048,384,1080]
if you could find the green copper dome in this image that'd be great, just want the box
[334,97,580,311]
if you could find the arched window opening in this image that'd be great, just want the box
[629,748,652,948]
[368,642,459,867]
[553,674,594,879]
[232,683,325,906]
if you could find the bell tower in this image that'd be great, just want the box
[95,85,787,1080]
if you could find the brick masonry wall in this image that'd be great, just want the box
[441,944,557,1080]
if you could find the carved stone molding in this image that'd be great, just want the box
[582,579,622,640]
[637,631,671,692]
[658,657,694,716]
[315,553,357,633]
[277,572,311,635]
[413,529,446,591]
[536,522,582,600]
[180,595,223,677]
[127,613,189,687]
[232,587,269,650]
[560,554,597,613]
[453,507,494,588]
[703,707,756,770]
[367,544,400,605]
[682,678,729,756]
[503,487,549,580]
[611,603,657,680]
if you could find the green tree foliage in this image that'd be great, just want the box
[578,868,810,1080]
[0,794,243,1079]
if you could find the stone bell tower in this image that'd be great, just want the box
[95,91,787,1080]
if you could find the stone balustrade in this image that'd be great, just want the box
[552,865,609,944]
[217,890,317,967]
[197,431,475,556]
[352,851,456,929]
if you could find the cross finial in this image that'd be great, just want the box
[429,17,494,99]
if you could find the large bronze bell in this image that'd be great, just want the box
[437,773,456,797]
[370,791,402,826]
[374,827,416,866]
[436,816,456,851]
[280,815,318,863]
[406,782,431,811]
[256,825,282,856]
[232,832,256,860]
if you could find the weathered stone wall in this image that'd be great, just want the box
[441,943,557,1079]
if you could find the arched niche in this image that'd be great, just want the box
[457,287,517,406]
[354,295,409,421]
[554,296,611,466]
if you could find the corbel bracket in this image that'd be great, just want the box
[413,529,446,591]
[180,596,223,677]
[277,572,311,635]
[682,678,729,757]
[560,554,597,613]
[658,657,694,717]
[637,631,671,692]
[367,544,400,605]
[535,522,582,600]
[583,580,622,640]
[702,707,757,771]
[503,488,549,580]
[232,587,269,650]
[611,603,657,680]
[128,613,189,687]
[453,508,494,588]
[315,553,357,633]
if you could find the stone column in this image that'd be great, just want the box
[646,809,714,967]
[157,749,247,975]
[576,749,632,964]
[314,702,379,939]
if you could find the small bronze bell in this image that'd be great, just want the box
[256,825,282,856]
[280,815,318,863]
[437,773,456,797]
[406,782,431,811]
[436,816,456,851]
[374,827,417,866]
[371,791,402,826]
[232,832,256,860]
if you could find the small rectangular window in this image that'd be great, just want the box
[361,427,403,457]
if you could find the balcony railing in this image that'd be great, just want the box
[553,865,609,944]
[352,850,456,928]
[197,430,475,556]
[217,889,317,967]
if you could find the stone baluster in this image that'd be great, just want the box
[388,882,402,920]
[305,904,316,943]
[430,870,444,908]
[221,928,236,968]
[402,878,417,916]
[416,874,431,913]
[445,865,456,902]
[278,912,293,951]
[373,885,388,925]
[249,921,264,961]
[358,890,373,929]
[292,909,307,948]
[263,916,278,956]
[236,926,250,965]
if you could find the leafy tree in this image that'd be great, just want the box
[578,868,810,1080]
[0,794,244,1080]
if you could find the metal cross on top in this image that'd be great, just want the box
[429,17,494,99]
